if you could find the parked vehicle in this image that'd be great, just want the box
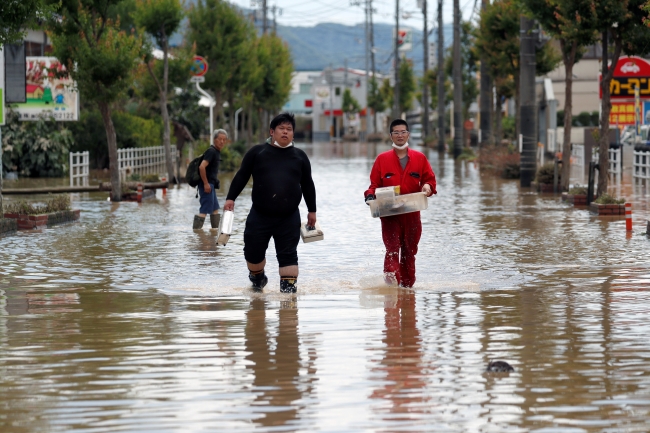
[410,124,423,142]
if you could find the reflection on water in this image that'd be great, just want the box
[2,142,650,431]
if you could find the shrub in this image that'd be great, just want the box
[458,146,476,161]
[193,139,244,173]
[535,162,558,184]
[4,195,71,215]
[568,185,587,195]
[477,144,520,179]
[594,193,625,204]
[142,174,160,182]
[1,109,73,177]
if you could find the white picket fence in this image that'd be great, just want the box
[609,147,622,176]
[69,151,89,186]
[571,144,585,167]
[633,150,650,185]
[117,146,178,181]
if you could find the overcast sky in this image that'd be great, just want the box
[228,0,478,29]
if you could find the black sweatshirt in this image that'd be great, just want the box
[226,143,317,217]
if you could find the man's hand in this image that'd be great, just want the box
[422,184,433,197]
[365,194,376,206]
[224,200,235,211]
[307,212,316,227]
[204,183,212,194]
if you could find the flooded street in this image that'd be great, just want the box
[2,142,650,432]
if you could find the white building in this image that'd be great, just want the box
[311,67,387,142]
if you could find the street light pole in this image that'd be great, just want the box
[452,0,463,158]
[437,0,445,153]
[393,0,400,120]
[422,0,429,140]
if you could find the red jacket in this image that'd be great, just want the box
[364,147,437,198]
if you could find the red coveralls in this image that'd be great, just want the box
[364,147,437,287]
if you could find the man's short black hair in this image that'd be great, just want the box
[270,112,296,131]
[389,118,409,134]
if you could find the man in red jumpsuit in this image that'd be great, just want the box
[364,119,437,288]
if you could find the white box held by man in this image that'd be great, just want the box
[300,222,324,243]
[216,210,234,246]
[369,192,428,218]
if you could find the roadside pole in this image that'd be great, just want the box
[191,56,213,142]
[437,0,445,153]
[1,46,5,216]
[519,16,537,187]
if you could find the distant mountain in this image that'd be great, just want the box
[177,1,453,74]
[277,22,453,74]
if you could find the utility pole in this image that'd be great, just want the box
[393,0,400,120]
[270,5,282,34]
[421,0,430,140]
[328,63,334,142]
[479,0,491,146]
[437,0,445,153]
[364,0,371,137]
[369,0,377,132]
[262,0,268,34]
[452,0,462,158]
[519,15,537,187]
[351,0,372,138]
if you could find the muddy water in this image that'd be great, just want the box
[2,142,650,432]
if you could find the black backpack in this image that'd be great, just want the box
[186,153,204,188]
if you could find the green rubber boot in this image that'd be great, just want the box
[210,213,221,229]
[193,215,205,230]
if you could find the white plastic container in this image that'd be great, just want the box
[374,186,400,201]
[216,210,234,246]
[369,192,428,218]
[300,222,324,243]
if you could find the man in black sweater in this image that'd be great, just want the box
[224,113,317,293]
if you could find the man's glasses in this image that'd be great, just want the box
[391,131,409,136]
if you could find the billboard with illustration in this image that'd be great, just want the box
[11,57,79,121]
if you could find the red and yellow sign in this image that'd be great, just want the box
[609,102,639,125]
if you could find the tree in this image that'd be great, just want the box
[0,0,57,45]
[254,33,293,138]
[134,0,184,184]
[341,88,361,115]
[49,0,145,201]
[597,0,650,197]
[186,0,254,134]
[397,56,416,115]
[446,21,479,120]
[522,0,598,192]
[475,0,560,141]
[367,77,385,132]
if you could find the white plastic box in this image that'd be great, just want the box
[216,210,234,246]
[300,222,324,243]
[369,191,428,218]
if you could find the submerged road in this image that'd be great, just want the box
[1,141,650,432]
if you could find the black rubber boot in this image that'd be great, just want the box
[193,215,205,229]
[210,213,221,229]
[249,271,268,292]
[280,276,298,293]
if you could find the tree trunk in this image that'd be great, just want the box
[247,105,253,145]
[598,31,622,198]
[227,98,235,139]
[514,73,520,142]
[161,30,176,184]
[495,96,503,145]
[561,39,576,192]
[98,101,121,202]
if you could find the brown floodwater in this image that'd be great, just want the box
[2,142,650,432]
